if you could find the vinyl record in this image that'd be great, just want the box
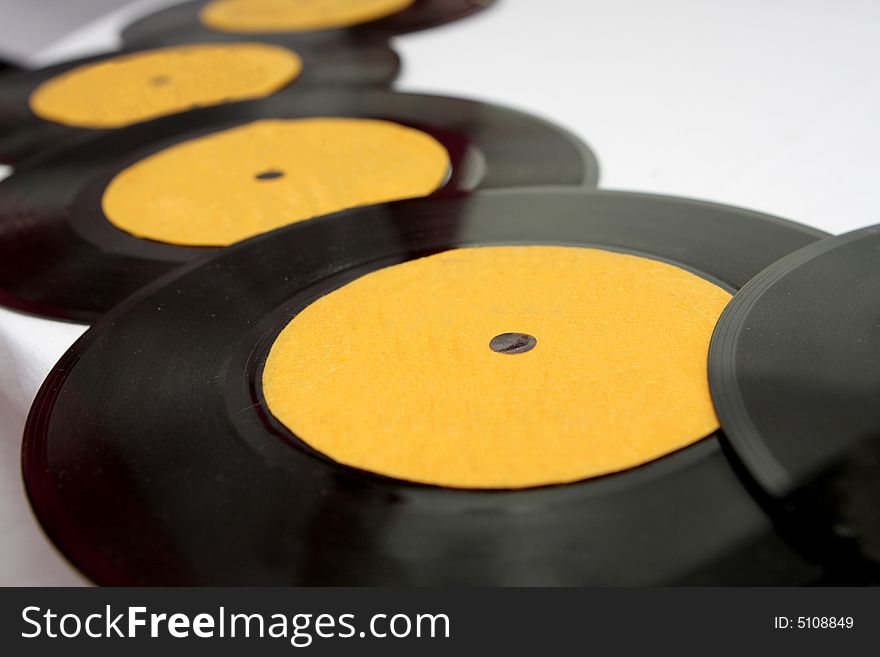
[0,39,399,164]
[0,58,20,76]
[24,189,826,585]
[123,0,495,49]
[0,89,596,322]
[709,224,880,582]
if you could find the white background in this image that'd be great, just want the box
[2,0,880,585]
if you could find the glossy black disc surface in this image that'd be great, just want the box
[0,39,400,165]
[0,58,21,76]
[709,224,880,580]
[0,88,596,322]
[24,189,826,585]
[123,0,495,48]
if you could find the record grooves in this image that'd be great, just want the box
[0,89,597,322]
[0,39,400,164]
[708,224,880,581]
[23,189,826,585]
[123,0,496,48]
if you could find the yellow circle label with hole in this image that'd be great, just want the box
[201,0,414,33]
[29,43,302,129]
[263,246,732,489]
[101,118,450,246]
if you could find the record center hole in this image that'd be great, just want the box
[489,332,537,355]
[255,169,285,181]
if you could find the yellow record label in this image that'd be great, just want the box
[263,246,732,489]
[201,0,414,33]
[102,118,450,246]
[29,43,302,128]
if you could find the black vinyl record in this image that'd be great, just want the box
[0,39,399,165]
[0,58,20,76]
[709,224,880,581]
[24,189,826,585]
[0,88,597,323]
[123,0,495,49]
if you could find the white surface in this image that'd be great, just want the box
[3,0,880,585]
[0,0,138,63]
[29,0,182,65]
[0,308,88,586]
